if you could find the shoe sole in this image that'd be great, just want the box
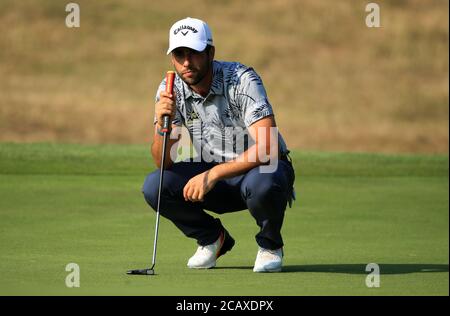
[188,262,216,269]
[253,267,282,273]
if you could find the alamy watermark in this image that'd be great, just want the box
[65,263,80,288]
[65,3,80,28]
[365,3,381,28]
[166,122,281,173]
[365,263,380,288]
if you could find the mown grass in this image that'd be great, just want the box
[0,0,448,153]
[0,143,448,295]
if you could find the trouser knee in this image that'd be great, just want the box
[142,171,160,210]
[245,181,287,218]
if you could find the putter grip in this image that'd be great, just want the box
[161,71,175,133]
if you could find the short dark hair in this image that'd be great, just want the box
[205,45,213,55]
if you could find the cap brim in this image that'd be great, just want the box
[166,40,207,55]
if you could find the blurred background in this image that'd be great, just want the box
[0,0,448,153]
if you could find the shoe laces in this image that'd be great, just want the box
[196,245,211,254]
[194,232,224,257]
[195,242,218,256]
[258,247,283,260]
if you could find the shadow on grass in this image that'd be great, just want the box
[215,264,449,274]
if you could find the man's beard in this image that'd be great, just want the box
[178,60,211,87]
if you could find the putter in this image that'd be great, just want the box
[127,71,175,276]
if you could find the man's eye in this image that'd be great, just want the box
[174,51,184,58]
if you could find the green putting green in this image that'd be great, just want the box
[0,143,448,295]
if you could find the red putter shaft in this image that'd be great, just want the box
[161,71,175,133]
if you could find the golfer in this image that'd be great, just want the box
[142,17,295,272]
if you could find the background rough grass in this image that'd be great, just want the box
[0,0,448,153]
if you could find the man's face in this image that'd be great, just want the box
[171,47,213,86]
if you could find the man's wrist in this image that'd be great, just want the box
[209,166,222,182]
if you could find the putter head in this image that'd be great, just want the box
[127,268,155,275]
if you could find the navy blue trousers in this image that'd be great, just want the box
[142,159,295,250]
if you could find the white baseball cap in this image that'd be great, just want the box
[166,17,213,55]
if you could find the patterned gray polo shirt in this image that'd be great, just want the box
[155,60,289,162]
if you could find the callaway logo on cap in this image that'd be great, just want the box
[167,17,213,55]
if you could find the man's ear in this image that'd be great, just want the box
[209,46,215,62]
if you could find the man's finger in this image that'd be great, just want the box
[189,188,198,202]
[160,91,173,99]
[183,183,189,201]
[186,186,195,202]
[192,189,201,202]
[159,109,172,116]
[198,191,204,202]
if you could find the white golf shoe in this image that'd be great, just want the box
[253,247,283,272]
[187,230,235,269]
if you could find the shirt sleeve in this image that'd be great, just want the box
[236,69,274,127]
[153,79,183,127]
